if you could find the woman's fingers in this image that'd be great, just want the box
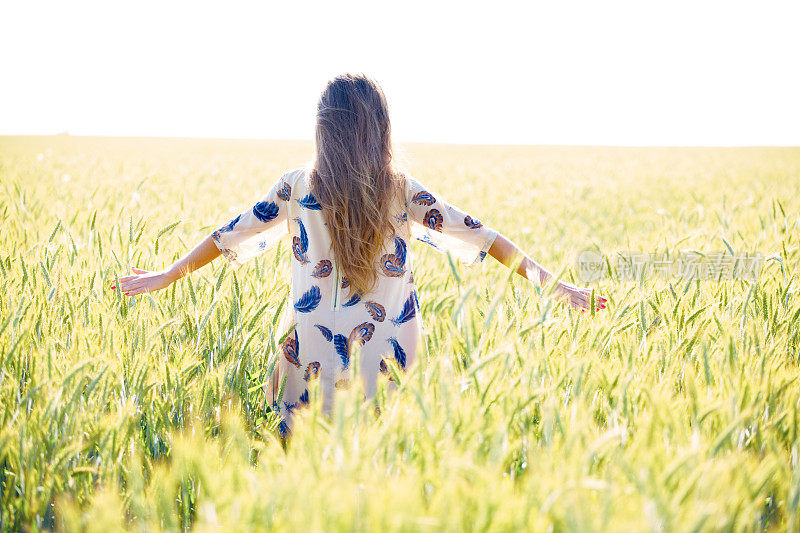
[124,282,155,296]
[110,267,151,290]
[117,279,144,291]
[112,275,141,290]
[560,286,607,311]
[124,287,145,296]
[122,282,147,293]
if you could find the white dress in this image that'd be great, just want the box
[211,164,498,436]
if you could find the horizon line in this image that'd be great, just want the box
[1,133,799,150]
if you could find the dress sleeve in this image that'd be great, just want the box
[210,171,295,266]
[404,173,498,266]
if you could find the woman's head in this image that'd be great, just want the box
[310,73,405,297]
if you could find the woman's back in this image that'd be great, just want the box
[211,164,498,434]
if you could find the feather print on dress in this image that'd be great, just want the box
[277,182,292,201]
[379,338,407,380]
[417,233,441,250]
[387,337,407,369]
[340,276,350,289]
[253,201,279,223]
[464,215,483,228]
[411,191,435,206]
[348,322,375,349]
[379,359,399,381]
[333,334,349,368]
[314,324,333,341]
[284,388,309,414]
[423,209,443,231]
[216,247,238,263]
[379,237,407,277]
[364,300,386,322]
[342,292,361,307]
[292,217,310,264]
[312,259,332,278]
[219,214,241,233]
[294,285,321,313]
[304,362,320,381]
[297,193,322,210]
[331,322,375,369]
[390,292,416,325]
[394,237,407,266]
[380,254,405,277]
[282,329,300,368]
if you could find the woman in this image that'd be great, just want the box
[112,73,606,435]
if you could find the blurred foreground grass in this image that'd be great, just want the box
[1,136,800,531]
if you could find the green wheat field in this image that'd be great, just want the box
[1,136,799,531]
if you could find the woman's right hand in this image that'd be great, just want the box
[553,281,607,312]
[111,267,177,296]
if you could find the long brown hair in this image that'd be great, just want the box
[309,73,405,297]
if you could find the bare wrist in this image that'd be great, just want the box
[164,265,182,283]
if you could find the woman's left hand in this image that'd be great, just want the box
[554,281,607,312]
[111,267,176,296]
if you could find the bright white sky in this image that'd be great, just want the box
[1,0,798,145]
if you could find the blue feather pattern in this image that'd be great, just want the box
[412,191,435,206]
[342,292,361,307]
[380,254,405,277]
[285,387,310,413]
[294,285,321,313]
[348,322,375,349]
[297,193,322,210]
[423,209,443,231]
[277,182,292,201]
[394,237,407,266]
[292,217,309,264]
[219,214,241,233]
[314,324,333,341]
[417,233,440,250]
[364,301,386,322]
[253,201,279,222]
[304,362,320,381]
[312,259,332,278]
[379,237,407,277]
[464,215,483,228]
[281,330,300,368]
[387,337,407,369]
[341,276,350,289]
[333,334,349,368]
[390,293,416,325]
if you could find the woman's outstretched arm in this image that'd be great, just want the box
[111,234,221,295]
[487,232,606,311]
